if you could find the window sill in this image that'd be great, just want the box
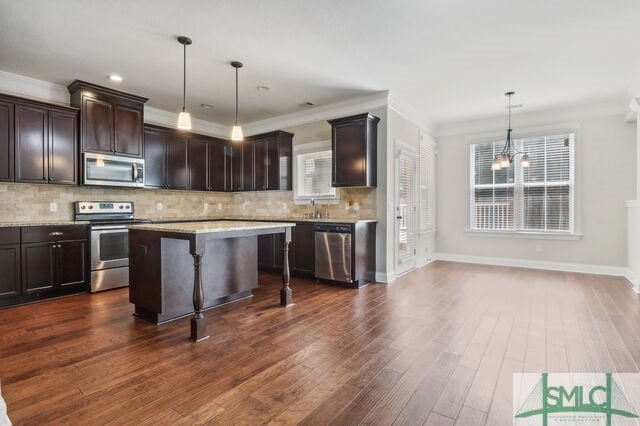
[465,230,582,241]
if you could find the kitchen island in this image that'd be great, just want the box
[127,221,295,341]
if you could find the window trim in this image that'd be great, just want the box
[466,123,581,238]
[292,140,340,204]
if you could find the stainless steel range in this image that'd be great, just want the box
[74,201,151,292]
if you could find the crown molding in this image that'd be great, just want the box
[436,98,629,137]
[387,92,435,135]
[144,107,230,139]
[0,70,69,105]
[242,91,390,136]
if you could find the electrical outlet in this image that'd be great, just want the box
[217,203,222,210]
[345,202,350,210]
[156,202,163,210]
[49,202,57,212]
[535,244,542,253]
[204,202,209,210]
[353,202,359,211]
[283,202,287,210]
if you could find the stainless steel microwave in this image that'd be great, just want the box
[83,153,145,188]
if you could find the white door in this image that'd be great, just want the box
[396,148,418,276]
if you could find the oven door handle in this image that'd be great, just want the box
[132,163,138,182]
[91,226,129,232]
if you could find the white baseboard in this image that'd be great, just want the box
[433,252,639,292]
[416,256,435,269]
[375,271,396,284]
[623,268,640,293]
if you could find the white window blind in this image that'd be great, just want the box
[420,135,436,233]
[470,133,574,233]
[294,150,337,199]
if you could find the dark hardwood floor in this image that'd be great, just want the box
[1,261,639,425]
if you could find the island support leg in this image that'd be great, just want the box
[190,252,209,341]
[280,228,293,306]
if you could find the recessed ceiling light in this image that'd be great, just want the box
[256,85,271,92]
[200,103,214,109]
[108,74,123,82]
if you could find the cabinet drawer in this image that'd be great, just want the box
[0,227,20,245]
[22,225,88,243]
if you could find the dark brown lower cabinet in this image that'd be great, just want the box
[1,225,89,308]
[258,233,287,270]
[22,240,87,293]
[292,222,314,276]
[257,221,314,277]
[0,228,21,298]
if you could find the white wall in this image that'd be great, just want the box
[436,102,636,271]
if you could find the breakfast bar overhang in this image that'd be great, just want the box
[127,221,295,342]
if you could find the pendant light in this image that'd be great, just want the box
[491,91,530,171]
[230,61,244,141]
[177,36,192,130]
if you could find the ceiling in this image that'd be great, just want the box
[1,0,639,127]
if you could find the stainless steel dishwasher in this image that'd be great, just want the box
[314,224,353,283]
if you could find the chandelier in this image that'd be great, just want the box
[491,91,530,171]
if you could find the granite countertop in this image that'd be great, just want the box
[149,216,377,224]
[128,220,295,235]
[0,220,90,228]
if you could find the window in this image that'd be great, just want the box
[294,149,337,200]
[469,133,575,234]
[420,134,436,233]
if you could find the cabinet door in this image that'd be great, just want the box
[242,143,253,191]
[166,133,189,189]
[332,121,366,186]
[189,137,208,191]
[22,242,55,293]
[266,137,279,190]
[57,240,86,288]
[83,96,113,153]
[0,244,20,297]
[48,110,77,184]
[278,136,292,191]
[15,104,48,183]
[253,139,267,190]
[143,128,166,188]
[114,104,143,157]
[293,223,315,275]
[0,101,13,182]
[230,144,243,191]
[209,141,229,192]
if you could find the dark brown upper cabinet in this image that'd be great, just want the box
[68,80,147,158]
[328,113,379,187]
[188,136,209,191]
[13,99,77,185]
[0,100,14,182]
[143,125,189,190]
[230,142,253,192]
[209,139,230,192]
[248,130,293,191]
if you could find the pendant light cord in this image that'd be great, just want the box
[182,42,187,113]
[235,66,239,126]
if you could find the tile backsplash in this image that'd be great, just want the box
[0,183,376,222]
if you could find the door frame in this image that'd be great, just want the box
[395,140,418,277]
